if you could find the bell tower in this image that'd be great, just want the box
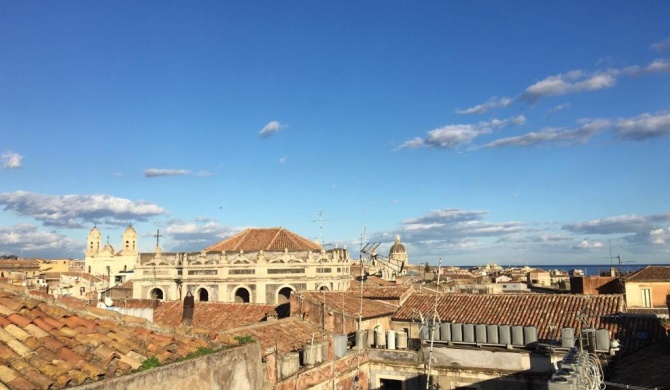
[121,224,138,256]
[86,226,102,257]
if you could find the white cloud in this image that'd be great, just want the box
[1,151,23,169]
[0,191,165,228]
[165,219,243,251]
[279,156,287,164]
[456,97,513,115]
[481,119,609,149]
[398,115,525,150]
[196,170,214,177]
[0,223,81,257]
[649,228,670,245]
[144,168,191,177]
[622,59,670,76]
[394,208,526,242]
[614,112,670,141]
[259,121,283,139]
[563,214,662,235]
[547,103,571,116]
[521,70,617,103]
[651,37,670,53]
[573,239,605,250]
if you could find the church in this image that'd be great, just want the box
[131,227,351,304]
[84,225,138,284]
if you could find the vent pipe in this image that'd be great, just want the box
[182,290,195,326]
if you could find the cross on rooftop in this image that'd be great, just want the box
[154,229,162,248]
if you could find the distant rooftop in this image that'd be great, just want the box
[205,227,322,252]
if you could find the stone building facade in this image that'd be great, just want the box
[84,225,138,284]
[132,227,351,304]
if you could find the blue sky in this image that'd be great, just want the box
[1,1,669,265]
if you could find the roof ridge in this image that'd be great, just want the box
[268,227,283,251]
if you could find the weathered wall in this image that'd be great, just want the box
[274,352,369,390]
[570,276,621,295]
[367,346,553,390]
[293,294,392,335]
[76,342,265,390]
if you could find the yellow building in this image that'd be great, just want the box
[84,225,137,283]
[132,227,351,304]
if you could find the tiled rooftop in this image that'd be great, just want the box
[297,291,398,319]
[395,293,624,339]
[0,285,219,389]
[41,271,105,283]
[154,301,285,332]
[205,227,322,252]
[217,317,326,354]
[608,340,670,389]
[627,307,669,316]
[0,259,41,269]
[348,281,413,300]
[625,265,670,282]
[109,299,157,309]
[394,293,667,353]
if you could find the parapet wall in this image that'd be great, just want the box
[77,342,265,390]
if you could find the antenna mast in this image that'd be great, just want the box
[426,258,442,390]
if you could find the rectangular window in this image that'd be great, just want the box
[317,268,332,273]
[641,288,652,308]
[187,270,218,276]
[229,269,255,275]
[268,268,305,274]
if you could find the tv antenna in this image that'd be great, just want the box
[311,210,332,246]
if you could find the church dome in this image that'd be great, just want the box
[389,243,406,255]
[388,234,406,256]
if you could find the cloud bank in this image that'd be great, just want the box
[398,115,525,150]
[0,191,165,228]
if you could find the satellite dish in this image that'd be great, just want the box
[104,297,114,307]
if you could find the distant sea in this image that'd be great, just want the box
[457,264,670,276]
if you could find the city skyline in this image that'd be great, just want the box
[1,2,669,265]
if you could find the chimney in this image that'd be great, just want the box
[182,290,194,326]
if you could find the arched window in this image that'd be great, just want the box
[319,285,329,291]
[234,287,250,303]
[198,288,209,302]
[277,287,293,304]
[150,288,164,300]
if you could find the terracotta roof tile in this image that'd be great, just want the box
[218,317,327,354]
[394,293,665,354]
[297,291,398,318]
[0,287,223,389]
[0,317,11,328]
[154,300,283,332]
[108,298,156,309]
[6,314,30,328]
[348,281,413,300]
[205,227,322,252]
[625,265,670,282]
[5,324,30,341]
